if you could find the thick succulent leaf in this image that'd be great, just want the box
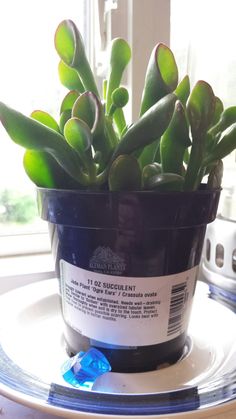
[145,173,184,191]
[187,80,215,138]
[0,101,87,184]
[60,90,79,114]
[211,97,224,127]
[72,92,113,168]
[31,110,60,133]
[111,87,129,110]
[106,38,131,114]
[207,160,223,189]
[184,81,216,190]
[103,79,107,101]
[209,106,236,139]
[108,155,142,191]
[58,60,85,92]
[112,93,176,160]
[112,108,127,137]
[55,19,99,96]
[54,20,77,66]
[142,162,162,188]
[138,140,160,169]
[23,150,56,188]
[162,100,191,148]
[204,122,236,165]
[184,144,206,191]
[0,102,65,150]
[59,109,71,133]
[103,115,119,149]
[140,43,178,115]
[23,150,81,189]
[109,87,129,135]
[160,100,191,175]
[72,92,102,132]
[174,75,190,106]
[64,117,93,164]
[110,38,131,70]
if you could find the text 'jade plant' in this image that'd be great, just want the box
[1,19,236,192]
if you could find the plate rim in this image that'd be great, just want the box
[0,279,236,418]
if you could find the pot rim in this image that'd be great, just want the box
[37,184,221,229]
[37,183,221,197]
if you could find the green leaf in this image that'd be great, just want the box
[187,80,215,138]
[112,93,176,159]
[72,92,113,169]
[72,91,101,130]
[209,106,236,139]
[204,122,236,165]
[23,150,56,188]
[184,81,216,190]
[103,79,107,101]
[174,75,190,106]
[54,20,77,65]
[160,100,191,175]
[138,140,160,169]
[112,108,127,137]
[55,19,99,96]
[0,101,88,185]
[64,117,92,152]
[106,38,131,114]
[145,173,184,191]
[108,87,129,136]
[109,87,129,115]
[142,162,162,188]
[30,110,60,133]
[140,43,178,115]
[207,160,223,189]
[108,155,142,191]
[64,117,94,173]
[211,97,224,127]
[60,90,79,114]
[59,109,71,133]
[58,60,85,92]
[164,100,191,147]
[23,150,81,189]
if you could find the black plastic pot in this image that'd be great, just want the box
[37,186,220,373]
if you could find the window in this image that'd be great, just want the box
[5,1,236,283]
[0,0,89,275]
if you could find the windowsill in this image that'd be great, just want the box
[0,253,55,294]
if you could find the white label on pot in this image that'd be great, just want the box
[60,260,198,347]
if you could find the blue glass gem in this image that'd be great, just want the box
[62,347,112,389]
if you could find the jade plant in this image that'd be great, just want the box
[0,19,236,192]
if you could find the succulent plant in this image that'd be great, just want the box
[1,19,236,192]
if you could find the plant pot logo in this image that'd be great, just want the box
[89,246,126,275]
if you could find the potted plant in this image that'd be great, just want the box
[0,19,235,373]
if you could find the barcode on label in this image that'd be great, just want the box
[167,282,187,336]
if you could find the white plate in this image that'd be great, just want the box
[0,279,236,418]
